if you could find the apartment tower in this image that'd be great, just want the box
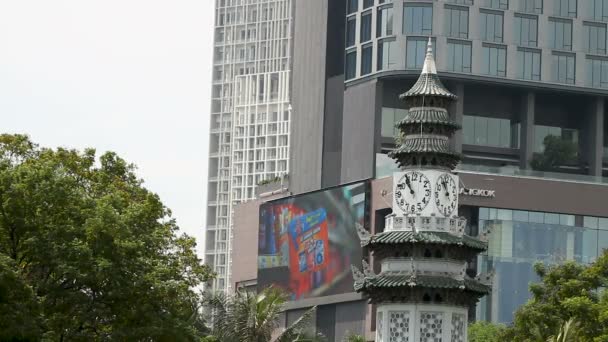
[206,0,292,293]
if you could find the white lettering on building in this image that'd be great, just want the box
[459,188,496,198]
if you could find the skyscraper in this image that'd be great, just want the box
[206,0,292,293]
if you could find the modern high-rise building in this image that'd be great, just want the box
[205,0,293,293]
[227,0,608,338]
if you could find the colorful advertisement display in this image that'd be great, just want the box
[257,181,367,301]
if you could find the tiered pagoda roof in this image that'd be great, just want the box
[388,38,462,170]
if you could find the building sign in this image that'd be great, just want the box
[459,188,495,198]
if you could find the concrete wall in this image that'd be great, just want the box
[231,200,261,288]
[290,0,328,194]
[341,80,382,183]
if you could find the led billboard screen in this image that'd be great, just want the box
[257,181,367,301]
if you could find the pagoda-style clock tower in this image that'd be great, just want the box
[352,39,490,342]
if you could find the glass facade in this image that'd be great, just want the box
[584,22,607,55]
[378,39,398,71]
[446,40,472,73]
[377,6,394,38]
[514,14,538,47]
[463,115,519,148]
[485,0,509,10]
[347,0,358,15]
[449,0,474,5]
[360,11,372,43]
[361,44,373,75]
[518,0,542,14]
[345,50,357,80]
[346,17,356,47]
[554,0,577,18]
[534,125,579,152]
[589,0,608,22]
[480,10,504,43]
[587,57,608,88]
[481,44,507,77]
[403,4,433,35]
[475,207,608,323]
[381,107,407,138]
[445,5,469,39]
[517,48,541,81]
[548,18,573,50]
[551,52,576,84]
[406,37,436,69]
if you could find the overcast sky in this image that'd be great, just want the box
[0,1,214,255]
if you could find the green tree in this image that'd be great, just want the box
[467,321,506,342]
[204,287,322,342]
[0,254,42,341]
[0,134,214,341]
[503,250,608,341]
[530,135,578,172]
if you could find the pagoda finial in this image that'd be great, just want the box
[421,37,437,75]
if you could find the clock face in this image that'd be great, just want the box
[394,171,431,214]
[434,173,458,216]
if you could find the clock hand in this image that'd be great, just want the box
[405,174,415,195]
[442,179,449,197]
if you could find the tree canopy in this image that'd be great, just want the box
[502,250,608,341]
[530,134,578,172]
[0,134,213,341]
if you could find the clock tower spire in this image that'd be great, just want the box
[352,39,490,342]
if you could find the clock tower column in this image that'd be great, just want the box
[352,39,491,342]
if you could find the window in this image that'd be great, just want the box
[346,17,356,47]
[480,10,504,43]
[548,18,572,50]
[517,48,541,80]
[403,4,433,35]
[378,39,398,70]
[447,40,472,73]
[406,37,436,69]
[445,5,469,39]
[534,125,578,152]
[519,0,542,13]
[552,52,575,84]
[361,44,373,75]
[377,6,394,37]
[449,0,473,4]
[587,57,608,88]
[589,0,608,21]
[345,50,357,80]
[363,0,374,9]
[381,107,408,137]
[584,22,607,55]
[360,11,372,42]
[482,44,507,76]
[514,14,538,47]
[347,0,358,14]
[554,0,577,18]
[463,115,519,148]
[485,0,508,10]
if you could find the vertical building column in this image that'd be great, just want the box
[519,91,535,169]
[589,97,605,177]
[451,83,465,154]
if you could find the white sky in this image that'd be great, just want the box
[0,1,214,255]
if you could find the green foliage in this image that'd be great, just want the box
[0,254,42,341]
[343,332,367,342]
[503,251,608,341]
[257,173,289,186]
[204,287,321,342]
[530,135,578,171]
[0,134,214,341]
[467,321,506,342]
